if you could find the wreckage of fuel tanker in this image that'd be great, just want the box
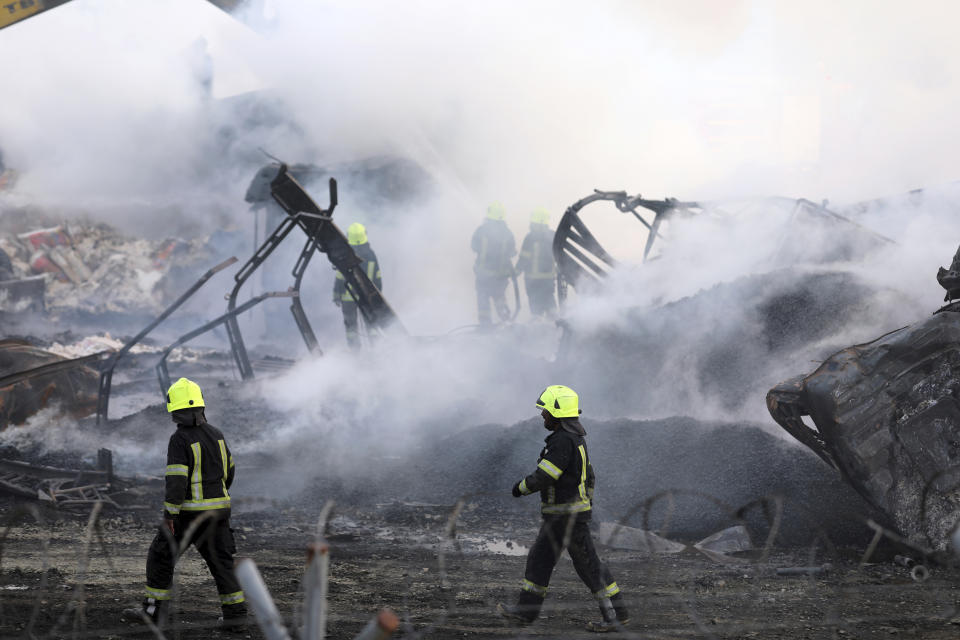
[767,305,960,554]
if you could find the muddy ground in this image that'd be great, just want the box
[0,498,958,640]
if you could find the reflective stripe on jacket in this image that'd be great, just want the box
[164,421,235,518]
[517,428,594,518]
[516,224,556,280]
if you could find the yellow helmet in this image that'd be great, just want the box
[530,207,550,226]
[166,377,204,413]
[536,385,580,419]
[486,202,506,221]
[347,222,368,246]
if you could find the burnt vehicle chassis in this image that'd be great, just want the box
[767,306,960,554]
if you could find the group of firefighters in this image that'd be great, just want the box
[333,202,558,347]
[131,204,631,633]
[134,376,629,633]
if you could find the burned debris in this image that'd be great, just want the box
[0,448,156,510]
[767,307,960,554]
[0,339,101,426]
[554,190,894,306]
[553,189,702,304]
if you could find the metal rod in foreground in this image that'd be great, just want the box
[303,541,330,640]
[235,558,292,640]
[353,609,399,640]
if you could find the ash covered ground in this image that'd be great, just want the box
[2,196,960,637]
[3,3,960,637]
[2,317,959,638]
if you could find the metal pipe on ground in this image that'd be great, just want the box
[235,558,292,640]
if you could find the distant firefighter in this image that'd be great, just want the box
[471,202,516,326]
[128,378,246,631]
[498,385,629,632]
[0,246,14,281]
[515,207,557,319]
[334,223,382,349]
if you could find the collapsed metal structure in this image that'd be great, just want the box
[553,191,894,305]
[222,165,405,382]
[552,190,701,304]
[3,165,403,423]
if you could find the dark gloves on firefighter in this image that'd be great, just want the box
[511,481,523,498]
[333,298,342,308]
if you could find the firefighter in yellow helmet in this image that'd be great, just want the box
[497,385,629,632]
[470,202,516,326]
[515,208,557,319]
[132,378,246,630]
[333,223,382,349]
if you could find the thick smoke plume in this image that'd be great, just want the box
[2,1,960,516]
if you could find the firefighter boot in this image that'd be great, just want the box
[497,591,543,625]
[585,597,622,633]
[611,592,630,625]
[122,598,168,628]
[218,603,248,634]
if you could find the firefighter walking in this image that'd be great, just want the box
[132,378,246,630]
[334,222,382,349]
[515,207,557,319]
[471,202,516,326]
[498,385,629,632]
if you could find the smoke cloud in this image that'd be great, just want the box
[2,1,960,503]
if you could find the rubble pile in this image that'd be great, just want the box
[297,415,880,547]
[0,209,209,315]
[562,269,913,418]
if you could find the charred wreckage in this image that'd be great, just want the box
[3,174,960,564]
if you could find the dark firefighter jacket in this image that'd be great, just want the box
[517,422,594,519]
[515,224,556,281]
[471,219,516,278]
[163,417,235,519]
[0,248,13,281]
[334,243,382,303]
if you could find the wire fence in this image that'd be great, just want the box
[0,487,958,639]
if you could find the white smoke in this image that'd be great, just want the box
[2,0,960,479]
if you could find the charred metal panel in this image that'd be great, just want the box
[0,340,98,426]
[269,166,405,337]
[767,311,960,550]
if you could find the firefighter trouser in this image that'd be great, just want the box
[145,510,245,616]
[516,516,625,619]
[340,300,361,348]
[524,279,556,318]
[475,275,510,325]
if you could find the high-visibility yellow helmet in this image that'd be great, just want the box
[486,202,506,221]
[347,222,368,246]
[530,207,550,226]
[536,385,580,419]
[166,377,205,413]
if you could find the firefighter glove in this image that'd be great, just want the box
[511,481,523,498]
